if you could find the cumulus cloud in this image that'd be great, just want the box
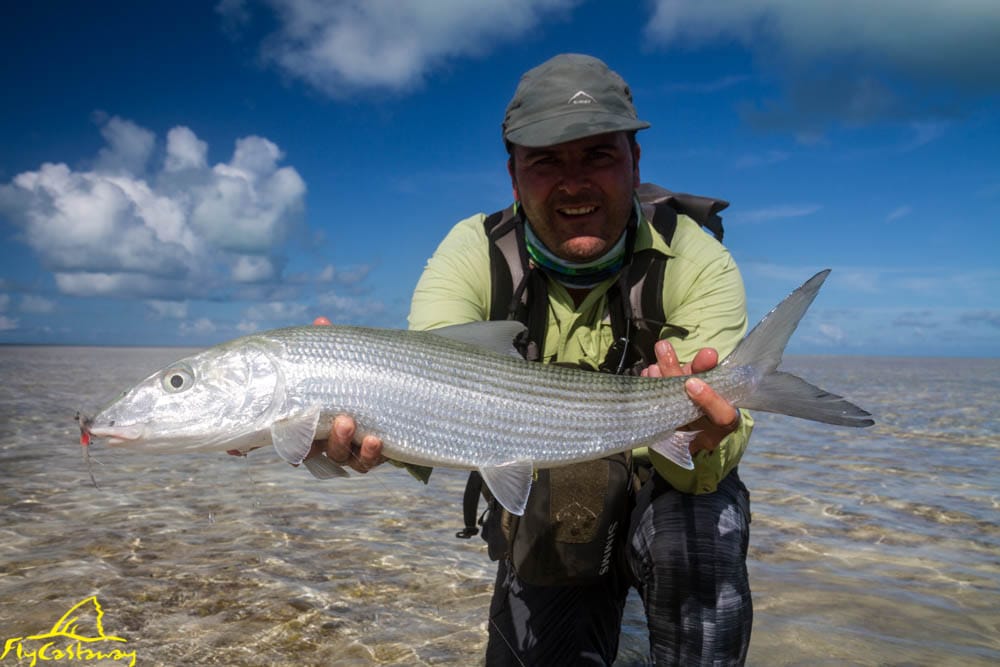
[227,0,579,95]
[0,316,17,331]
[318,263,373,285]
[317,290,385,320]
[0,115,306,301]
[94,115,157,174]
[645,0,1000,132]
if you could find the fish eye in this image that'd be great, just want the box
[161,365,195,393]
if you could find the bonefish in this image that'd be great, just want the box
[80,270,872,515]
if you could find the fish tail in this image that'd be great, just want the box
[724,270,874,427]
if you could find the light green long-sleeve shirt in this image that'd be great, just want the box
[408,209,753,493]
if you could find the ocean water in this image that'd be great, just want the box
[0,346,997,666]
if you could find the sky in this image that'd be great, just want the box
[1,1,998,357]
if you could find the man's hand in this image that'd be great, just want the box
[307,316,386,473]
[308,414,386,474]
[641,340,741,455]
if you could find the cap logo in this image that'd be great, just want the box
[568,90,596,105]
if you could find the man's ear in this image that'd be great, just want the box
[632,141,642,188]
[507,156,519,201]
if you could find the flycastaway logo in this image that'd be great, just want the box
[1,596,136,667]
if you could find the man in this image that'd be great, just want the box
[315,54,753,666]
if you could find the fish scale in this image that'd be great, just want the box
[83,270,873,515]
[272,325,695,467]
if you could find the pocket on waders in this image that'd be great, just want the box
[484,453,634,586]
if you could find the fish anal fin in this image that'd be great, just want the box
[479,460,534,516]
[271,408,321,465]
[649,431,698,471]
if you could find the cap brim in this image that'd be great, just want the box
[505,112,650,147]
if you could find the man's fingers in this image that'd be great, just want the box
[325,415,356,463]
[653,340,682,377]
[354,436,386,473]
[689,348,719,374]
[685,378,739,431]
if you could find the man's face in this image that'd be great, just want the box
[509,131,640,263]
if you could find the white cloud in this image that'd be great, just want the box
[180,318,217,336]
[645,1,1000,132]
[735,204,822,223]
[147,300,189,319]
[318,291,385,319]
[95,115,156,174]
[244,301,309,323]
[20,295,55,313]
[645,1,1000,86]
[817,322,846,344]
[0,316,17,331]
[886,205,912,222]
[238,0,580,95]
[232,255,276,283]
[317,263,373,285]
[0,294,9,311]
[0,116,306,301]
[732,150,790,170]
[165,126,208,172]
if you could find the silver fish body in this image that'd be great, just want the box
[85,270,873,514]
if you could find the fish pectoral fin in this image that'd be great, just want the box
[649,431,698,470]
[303,455,349,479]
[479,460,534,516]
[271,408,322,465]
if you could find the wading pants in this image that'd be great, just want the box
[628,469,753,666]
[484,470,752,667]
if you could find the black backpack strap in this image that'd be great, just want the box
[603,183,729,374]
[485,205,548,362]
[485,205,521,322]
[457,206,549,539]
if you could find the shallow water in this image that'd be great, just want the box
[0,347,997,666]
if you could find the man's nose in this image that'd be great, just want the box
[556,161,592,195]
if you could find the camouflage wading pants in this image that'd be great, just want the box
[628,469,753,666]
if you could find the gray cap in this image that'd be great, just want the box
[502,53,650,148]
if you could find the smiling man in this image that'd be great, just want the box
[321,54,754,666]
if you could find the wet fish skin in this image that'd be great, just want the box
[84,270,873,515]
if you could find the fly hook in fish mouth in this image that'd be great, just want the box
[75,411,100,490]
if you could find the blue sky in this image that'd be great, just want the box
[1,1,998,357]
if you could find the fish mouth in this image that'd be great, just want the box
[86,424,146,446]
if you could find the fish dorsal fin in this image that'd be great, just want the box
[428,321,526,358]
[478,460,534,516]
[649,431,698,470]
[271,407,321,465]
